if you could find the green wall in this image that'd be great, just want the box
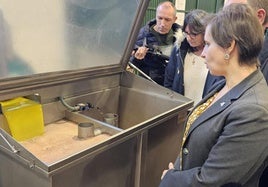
[185,0,225,13]
[143,0,224,25]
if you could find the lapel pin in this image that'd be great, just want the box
[220,102,225,106]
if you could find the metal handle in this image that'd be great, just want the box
[128,62,157,84]
[0,131,19,153]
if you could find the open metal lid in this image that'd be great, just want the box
[0,0,149,95]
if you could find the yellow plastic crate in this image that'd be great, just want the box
[0,97,44,141]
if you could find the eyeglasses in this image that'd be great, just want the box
[183,31,200,39]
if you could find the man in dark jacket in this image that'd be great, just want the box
[130,1,182,86]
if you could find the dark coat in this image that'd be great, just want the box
[130,19,181,85]
[259,36,268,84]
[164,39,223,98]
[131,19,181,68]
[159,70,268,187]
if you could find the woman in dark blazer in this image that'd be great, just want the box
[159,4,268,187]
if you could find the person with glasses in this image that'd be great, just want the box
[164,9,223,104]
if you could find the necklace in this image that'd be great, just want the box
[190,53,198,65]
[192,57,196,65]
[192,47,203,65]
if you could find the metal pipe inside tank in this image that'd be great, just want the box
[59,97,94,112]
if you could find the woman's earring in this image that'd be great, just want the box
[224,53,230,60]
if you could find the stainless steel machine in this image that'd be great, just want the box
[0,1,193,187]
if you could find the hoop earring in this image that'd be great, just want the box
[224,53,230,60]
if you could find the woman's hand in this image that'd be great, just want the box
[161,162,174,180]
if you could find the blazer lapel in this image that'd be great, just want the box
[185,70,263,139]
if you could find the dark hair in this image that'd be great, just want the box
[208,3,263,66]
[182,9,213,53]
[182,9,209,34]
